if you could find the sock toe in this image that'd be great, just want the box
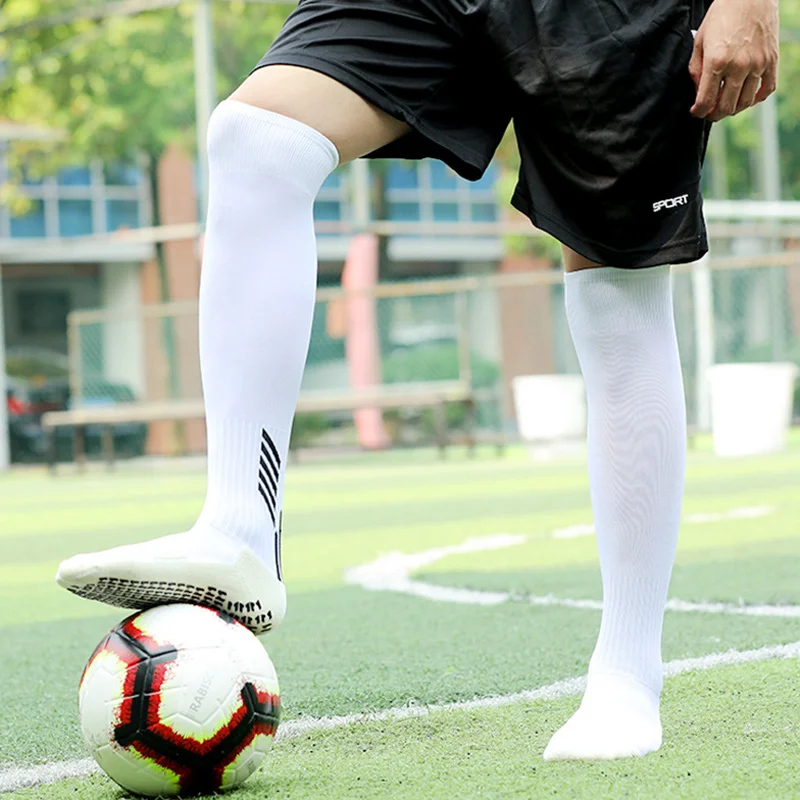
[543,674,662,761]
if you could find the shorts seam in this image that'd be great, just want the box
[528,201,701,255]
[513,190,705,266]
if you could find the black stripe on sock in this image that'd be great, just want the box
[275,512,283,581]
[258,470,277,509]
[261,429,282,468]
[260,442,280,480]
[259,456,279,494]
[258,484,277,525]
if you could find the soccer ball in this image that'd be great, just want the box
[78,604,280,797]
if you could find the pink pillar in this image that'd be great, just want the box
[342,234,390,449]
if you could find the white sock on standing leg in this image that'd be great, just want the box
[544,265,686,761]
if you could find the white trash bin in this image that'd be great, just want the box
[710,362,798,457]
[512,375,586,460]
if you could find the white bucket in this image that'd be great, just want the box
[710,362,798,457]
[512,375,586,459]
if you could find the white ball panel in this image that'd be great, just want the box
[79,650,128,750]
[227,629,280,697]
[127,604,232,650]
[218,735,273,790]
[155,648,246,738]
[94,741,181,798]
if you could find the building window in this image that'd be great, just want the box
[314,201,341,221]
[1,152,148,239]
[10,200,46,237]
[307,160,500,227]
[432,202,459,222]
[387,162,419,190]
[17,290,70,335]
[314,168,350,230]
[389,201,422,221]
[106,199,140,232]
[58,199,93,236]
[430,160,458,190]
[471,202,498,222]
[58,166,92,187]
[384,160,499,228]
[103,162,141,186]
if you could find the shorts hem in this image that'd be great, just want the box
[253,54,488,180]
[511,192,708,268]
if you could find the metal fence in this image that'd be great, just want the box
[69,247,800,444]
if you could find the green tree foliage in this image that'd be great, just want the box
[702,0,800,200]
[0,0,290,415]
[0,0,289,184]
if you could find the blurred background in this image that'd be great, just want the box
[1,0,799,469]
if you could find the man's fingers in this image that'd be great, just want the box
[735,74,761,114]
[688,36,703,89]
[755,66,778,103]
[690,58,723,118]
[709,74,748,121]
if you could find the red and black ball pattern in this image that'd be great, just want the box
[79,606,280,797]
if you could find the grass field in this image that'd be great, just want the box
[2,441,800,799]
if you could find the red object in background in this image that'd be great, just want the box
[342,234,390,450]
[7,395,30,415]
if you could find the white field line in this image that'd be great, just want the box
[344,534,526,605]
[0,758,99,794]
[3,639,800,794]
[377,583,800,618]
[552,506,774,539]
[0,506,783,793]
[345,509,800,618]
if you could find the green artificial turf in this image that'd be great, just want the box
[10,659,800,800]
[2,443,800,799]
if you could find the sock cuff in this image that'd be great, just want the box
[564,265,670,290]
[564,265,674,334]
[208,99,339,195]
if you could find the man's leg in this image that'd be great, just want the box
[230,67,408,164]
[543,246,686,760]
[56,67,408,633]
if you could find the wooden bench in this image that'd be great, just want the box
[41,381,479,471]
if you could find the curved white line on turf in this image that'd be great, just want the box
[0,507,782,793]
[345,521,800,617]
[344,534,526,605]
[4,639,800,794]
[551,506,774,540]
[664,598,800,617]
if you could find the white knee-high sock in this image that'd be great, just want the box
[195,100,338,572]
[565,266,686,695]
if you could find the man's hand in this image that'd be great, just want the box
[689,0,779,121]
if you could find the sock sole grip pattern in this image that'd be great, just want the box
[64,578,275,634]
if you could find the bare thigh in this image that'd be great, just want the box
[562,247,605,271]
[229,65,409,165]
[233,68,606,270]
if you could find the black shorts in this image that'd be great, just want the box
[256,0,713,267]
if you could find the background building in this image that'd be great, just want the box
[2,122,573,458]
